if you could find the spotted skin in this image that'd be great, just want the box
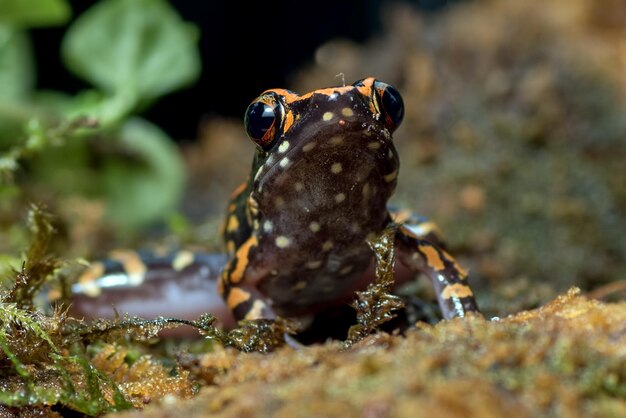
[71,78,479,327]
[220,77,479,321]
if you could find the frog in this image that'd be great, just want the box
[70,77,479,330]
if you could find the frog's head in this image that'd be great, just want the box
[243,77,404,248]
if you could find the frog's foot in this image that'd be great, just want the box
[219,276,276,322]
[394,224,479,319]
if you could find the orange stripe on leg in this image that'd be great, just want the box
[441,283,474,300]
[227,287,251,310]
[229,236,258,283]
[418,245,446,271]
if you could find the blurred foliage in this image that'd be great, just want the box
[0,4,203,410]
[0,0,200,248]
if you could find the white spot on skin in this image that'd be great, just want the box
[362,183,371,199]
[263,220,273,233]
[329,135,343,145]
[294,182,304,192]
[292,280,308,290]
[275,236,291,248]
[322,241,334,251]
[339,265,354,275]
[302,142,317,152]
[330,162,343,174]
[278,141,290,153]
[388,149,394,159]
[341,107,354,117]
[309,221,320,232]
[306,260,322,269]
[265,155,274,166]
[322,285,336,293]
[367,141,381,150]
[279,157,290,168]
[335,193,346,203]
[323,112,334,121]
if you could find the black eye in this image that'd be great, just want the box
[244,100,280,150]
[374,81,404,131]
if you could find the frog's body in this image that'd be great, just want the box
[71,78,478,328]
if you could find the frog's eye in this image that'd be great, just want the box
[373,81,404,131]
[244,99,282,150]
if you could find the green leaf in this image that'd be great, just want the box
[102,118,185,229]
[68,90,136,126]
[0,0,71,28]
[37,89,136,127]
[0,25,34,142]
[62,0,200,106]
[0,26,33,102]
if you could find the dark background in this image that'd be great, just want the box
[31,0,459,140]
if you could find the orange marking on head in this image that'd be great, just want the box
[441,283,474,299]
[418,245,446,271]
[369,100,378,115]
[283,110,295,133]
[297,85,354,102]
[355,77,375,98]
[227,287,251,309]
[229,235,258,283]
[226,240,236,255]
[262,88,299,103]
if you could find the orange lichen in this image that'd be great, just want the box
[91,344,196,408]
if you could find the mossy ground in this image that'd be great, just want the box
[113,290,626,418]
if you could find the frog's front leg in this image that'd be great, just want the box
[219,278,276,321]
[218,236,276,322]
[393,218,479,319]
